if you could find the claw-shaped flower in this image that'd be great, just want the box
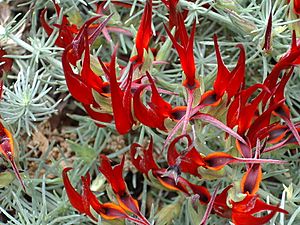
[131,137,211,204]
[0,122,25,191]
[213,186,288,225]
[201,35,245,106]
[133,72,172,130]
[62,168,149,223]
[131,0,153,64]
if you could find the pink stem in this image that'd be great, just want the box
[10,159,26,191]
[127,215,149,225]
[199,182,220,225]
[235,158,287,164]
[263,139,289,153]
[283,116,300,145]
[182,89,194,135]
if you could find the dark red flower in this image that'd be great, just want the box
[262,11,272,52]
[258,123,300,152]
[240,164,262,195]
[203,152,237,171]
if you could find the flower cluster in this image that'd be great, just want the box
[38,1,300,224]
[63,155,151,225]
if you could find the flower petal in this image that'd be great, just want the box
[133,72,172,130]
[99,48,134,134]
[133,0,153,63]
[204,152,236,170]
[99,155,140,215]
[167,134,205,177]
[62,168,85,213]
[240,164,262,195]
[130,137,160,175]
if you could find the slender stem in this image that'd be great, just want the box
[235,158,287,164]
[199,182,220,225]
[127,215,149,225]
[137,212,151,225]
[182,89,194,135]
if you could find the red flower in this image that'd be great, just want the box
[62,168,145,222]
[161,0,190,40]
[0,121,25,191]
[98,155,151,224]
[133,72,172,130]
[288,0,300,15]
[99,48,134,134]
[161,0,180,30]
[62,16,112,104]
[130,137,211,204]
[260,32,300,107]
[270,68,300,145]
[201,35,246,106]
[164,16,199,90]
[62,168,98,220]
[235,34,300,149]
[226,84,269,136]
[131,0,153,64]
[60,16,115,126]
[0,49,13,78]
[167,134,205,177]
[99,155,140,215]
[167,134,284,174]
[40,1,78,48]
[213,186,288,225]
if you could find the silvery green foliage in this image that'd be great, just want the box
[0,176,88,225]
[0,0,299,225]
[0,61,60,135]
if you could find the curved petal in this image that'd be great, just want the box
[130,137,160,175]
[240,164,262,195]
[204,152,236,170]
[167,134,205,177]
